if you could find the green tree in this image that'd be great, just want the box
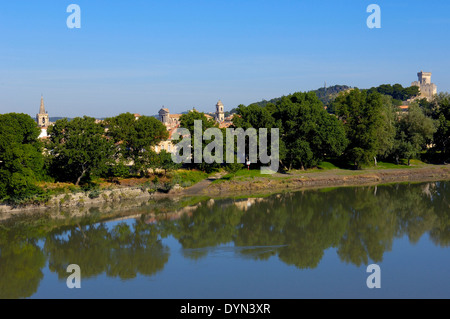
[231,103,277,170]
[104,113,169,175]
[234,93,347,171]
[233,103,276,130]
[178,110,220,173]
[392,131,414,165]
[417,98,435,118]
[432,93,450,163]
[150,149,181,175]
[368,84,420,103]
[403,85,420,100]
[48,116,115,185]
[392,103,436,165]
[333,89,387,169]
[224,160,244,176]
[0,113,45,202]
[374,95,397,164]
[277,92,348,170]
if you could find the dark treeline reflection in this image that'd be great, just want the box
[159,182,450,268]
[0,219,169,298]
[44,220,169,281]
[0,238,45,299]
[0,182,449,298]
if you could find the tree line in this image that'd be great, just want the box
[1,88,449,203]
[0,112,176,204]
[233,89,449,170]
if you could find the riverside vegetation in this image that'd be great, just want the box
[1,85,449,207]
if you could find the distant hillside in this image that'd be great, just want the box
[252,97,282,108]
[313,85,352,105]
[50,117,72,122]
[250,85,352,107]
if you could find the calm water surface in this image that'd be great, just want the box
[1,182,449,299]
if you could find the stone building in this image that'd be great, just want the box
[411,71,437,101]
[215,100,225,123]
[36,96,52,139]
[158,106,181,128]
[153,126,179,154]
[155,101,234,154]
[158,107,170,124]
[36,95,50,127]
[155,106,183,154]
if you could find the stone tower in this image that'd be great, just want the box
[412,71,437,101]
[215,100,225,122]
[159,107,170,125]
[36,95,50,127]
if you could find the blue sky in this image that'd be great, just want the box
[1,0,449,118]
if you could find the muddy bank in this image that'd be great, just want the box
[203,165,450,197]
[0,185,185,220]
[2,166,450,218]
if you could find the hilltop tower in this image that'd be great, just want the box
[36,95,50,127]
[412,71,437,101]
[215,100,225,123]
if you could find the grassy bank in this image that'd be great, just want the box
[2,161,450,211]
[207,161,450,196]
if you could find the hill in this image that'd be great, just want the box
[50,117,72,122]
[250,85,352,107]
[313,85,352,105]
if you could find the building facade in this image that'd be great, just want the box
[155,101,234,154]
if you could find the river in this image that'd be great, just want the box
[0,181,449,299]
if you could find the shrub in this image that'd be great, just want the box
[88,189,101,199]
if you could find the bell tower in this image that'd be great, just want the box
[215,100,225,122]
[36,95,50,127]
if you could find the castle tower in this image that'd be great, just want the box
[215,100,225,122]
[36,95,50,127]
[412,71,437,101]
[158,107,170,125]
[417,71,431,85]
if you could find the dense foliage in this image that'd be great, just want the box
[432,93,450,163]
[47,116,115,185]
[0,113,45,202]
[252,85,352,108]
[333,89,393,168]
[0,84,448,203]
[368,84,420,105]
[234,92,348,170]
[103,113,169,176]
[177,110,222,173]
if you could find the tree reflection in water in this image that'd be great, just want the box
[44,219,169,280]
[0,181,449,298]
[162,182,450,269]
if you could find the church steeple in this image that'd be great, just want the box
[36,95,50,127]
[39,95,46,114]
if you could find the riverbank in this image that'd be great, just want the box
[1,164,450,217]
[203,164,450,197]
